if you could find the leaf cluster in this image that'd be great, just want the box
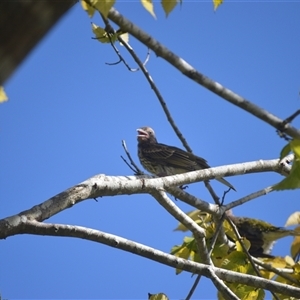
[173,210,300,299]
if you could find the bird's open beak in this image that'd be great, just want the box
[137,128,148,138]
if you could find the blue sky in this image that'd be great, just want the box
[1,1,300,299]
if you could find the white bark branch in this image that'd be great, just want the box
[19,221,300,298]
[150,189,210,264]
[0,159,289,239]
[207,268,240,300]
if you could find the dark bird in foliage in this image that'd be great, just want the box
[227,213,300,257]
[137,126,235,191]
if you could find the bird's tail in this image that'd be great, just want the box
[262,229,300,242]
[216,177,236,191]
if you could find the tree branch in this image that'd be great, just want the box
[20,221,300,298]
[0,159,289,239]
[224,186,274,211]
[107,8,300,140]
[252,257,300,286]
[117,35,192,152]
[150,189,210,264]
[207,268,240,300]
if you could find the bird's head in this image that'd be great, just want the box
[137,127,157,144]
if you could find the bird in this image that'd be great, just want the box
[136,126,236,191]
[227,213,300,257]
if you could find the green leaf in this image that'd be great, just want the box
[148,293,169,300]
[170,243,191,259]
[170,242,192,274]
[91,0,115,18]
[183,236,195,245]
[212,242,230,261]
[174,210,204,231]
[0,86,8,103]
[80,0,95,18]
[161,0,177,17]
[140,0,156,18]
[290,228,300,259]
[291,139,300,158]
[219,284,264,300]
[279,143,291,159]
[221,251,248,273]
[242,288,265,300]
[213,0,223,11]
[274,158,300,190]
[92,23,128,44]
[274,139,300,190]
[236,238,251,253]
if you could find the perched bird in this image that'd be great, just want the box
[137,126,235,191]
[227,213,300,257]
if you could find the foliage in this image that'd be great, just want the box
[275,140,300,190]
[0,86,8,103]
[174,210,300,298]
[81,0,222,20]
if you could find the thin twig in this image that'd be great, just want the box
[120,156,138,174]
[221,188,232,205]
[226,215,280,300]
[185,275,201,300]
[205,181,230,246]
[106,34,139,71]
[283,109,300,124]
[185,212,229,300]
[121,139,144,175]
[117,31,192,152]
[118,35,150,68]
[97,10,191,152]
[224,186,273,211]
[204,181,221,205]
[277,109,300,140]
[185,181,230,300]
[252,257,300,286]
[87,1,139,70]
